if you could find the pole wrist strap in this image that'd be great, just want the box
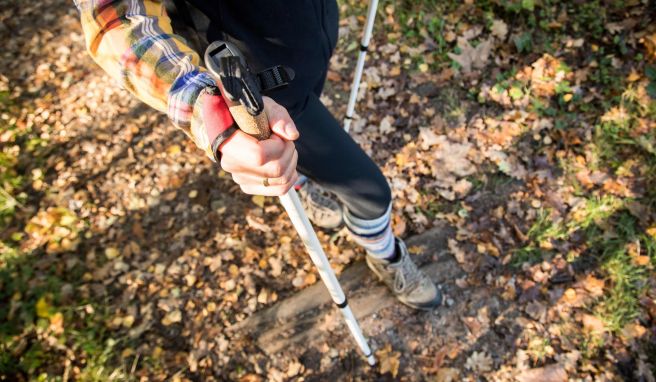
[211,124,238,163]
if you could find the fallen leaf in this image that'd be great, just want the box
[162,310,182,326]
[448,239,467,264]
[419,127,444,150]
[36,296,52,318]
[580,314,605,334]
[246,215,272,232]
[491,19,508,40]
[252,195,265,208]
[465,351,493,373]
[525,301,547,322]
[516,364,567,382]
[448,37,493,74]
[105,247,120,259]
[435,368,460,382]
[49,312,64,334]
[621,323,647,341]
[380,115,395,134]
[581,275,604,297]
[376,344,401,377]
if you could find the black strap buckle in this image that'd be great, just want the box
[256,66,295,93]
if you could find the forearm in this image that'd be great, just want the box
[75,0,217,158]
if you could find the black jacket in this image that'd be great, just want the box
[167,0,339,117]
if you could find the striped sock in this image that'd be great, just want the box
[344,203,396,260]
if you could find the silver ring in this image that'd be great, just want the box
[263,178,270,187]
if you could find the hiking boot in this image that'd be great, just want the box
[297,181,343,229]
[366,238,442,310]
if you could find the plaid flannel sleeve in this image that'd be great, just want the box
[75,0,217,158]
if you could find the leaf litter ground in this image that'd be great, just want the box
[1,0,656,381]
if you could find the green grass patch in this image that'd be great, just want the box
[591,212,652,332]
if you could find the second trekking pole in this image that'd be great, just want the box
[204,41,376,366]
[343,0,379,133]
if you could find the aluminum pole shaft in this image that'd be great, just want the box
[279,190,376,366]
[343,0,379,133]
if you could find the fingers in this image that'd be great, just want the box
[238,171,299,196]
[218,96,299,197]
[222,136,296,178]
[258,141,296,179]
[221,131,287,169]
[231,150,298,187]
[264,96,299,141]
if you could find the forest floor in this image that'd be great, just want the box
[2,0,656,381]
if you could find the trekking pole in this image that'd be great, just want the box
[343,0,379,133]
[204,41,376,366]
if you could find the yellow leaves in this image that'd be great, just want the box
[564,288,577,303]
[121,315,135,328]
[508,54,572,101]
[24,207,83,254]
[627,69,642,82]
[110,314,135,329]
[184,274,197,287]
[375,344,400,377]
[407,245,423,255]
[105,247,120,259]
[304,273,317,285]
[626,241,650,267]
[167,144,181,155]
[601,106,630,126]
[36,295,53,318]
[49,312,64,334]
[647,226,656,238]
[152,346,163,358]
[161,310,182,326]
[251,195,265,208]
[291,272,316,288]
[35,296,65,333]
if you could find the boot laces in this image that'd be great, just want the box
[392,252,423,294]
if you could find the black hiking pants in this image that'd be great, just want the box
[294,93,391,220]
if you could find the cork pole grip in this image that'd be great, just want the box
[228,104,271,141]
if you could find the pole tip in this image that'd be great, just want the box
[367,355,376,366]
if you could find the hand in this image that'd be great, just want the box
[217,97,300,196]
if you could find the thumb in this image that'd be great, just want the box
[264,96,299,141]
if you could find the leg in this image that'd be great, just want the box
[293,94,391,220]
[294,94,394,258]
[292,94,442,310]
